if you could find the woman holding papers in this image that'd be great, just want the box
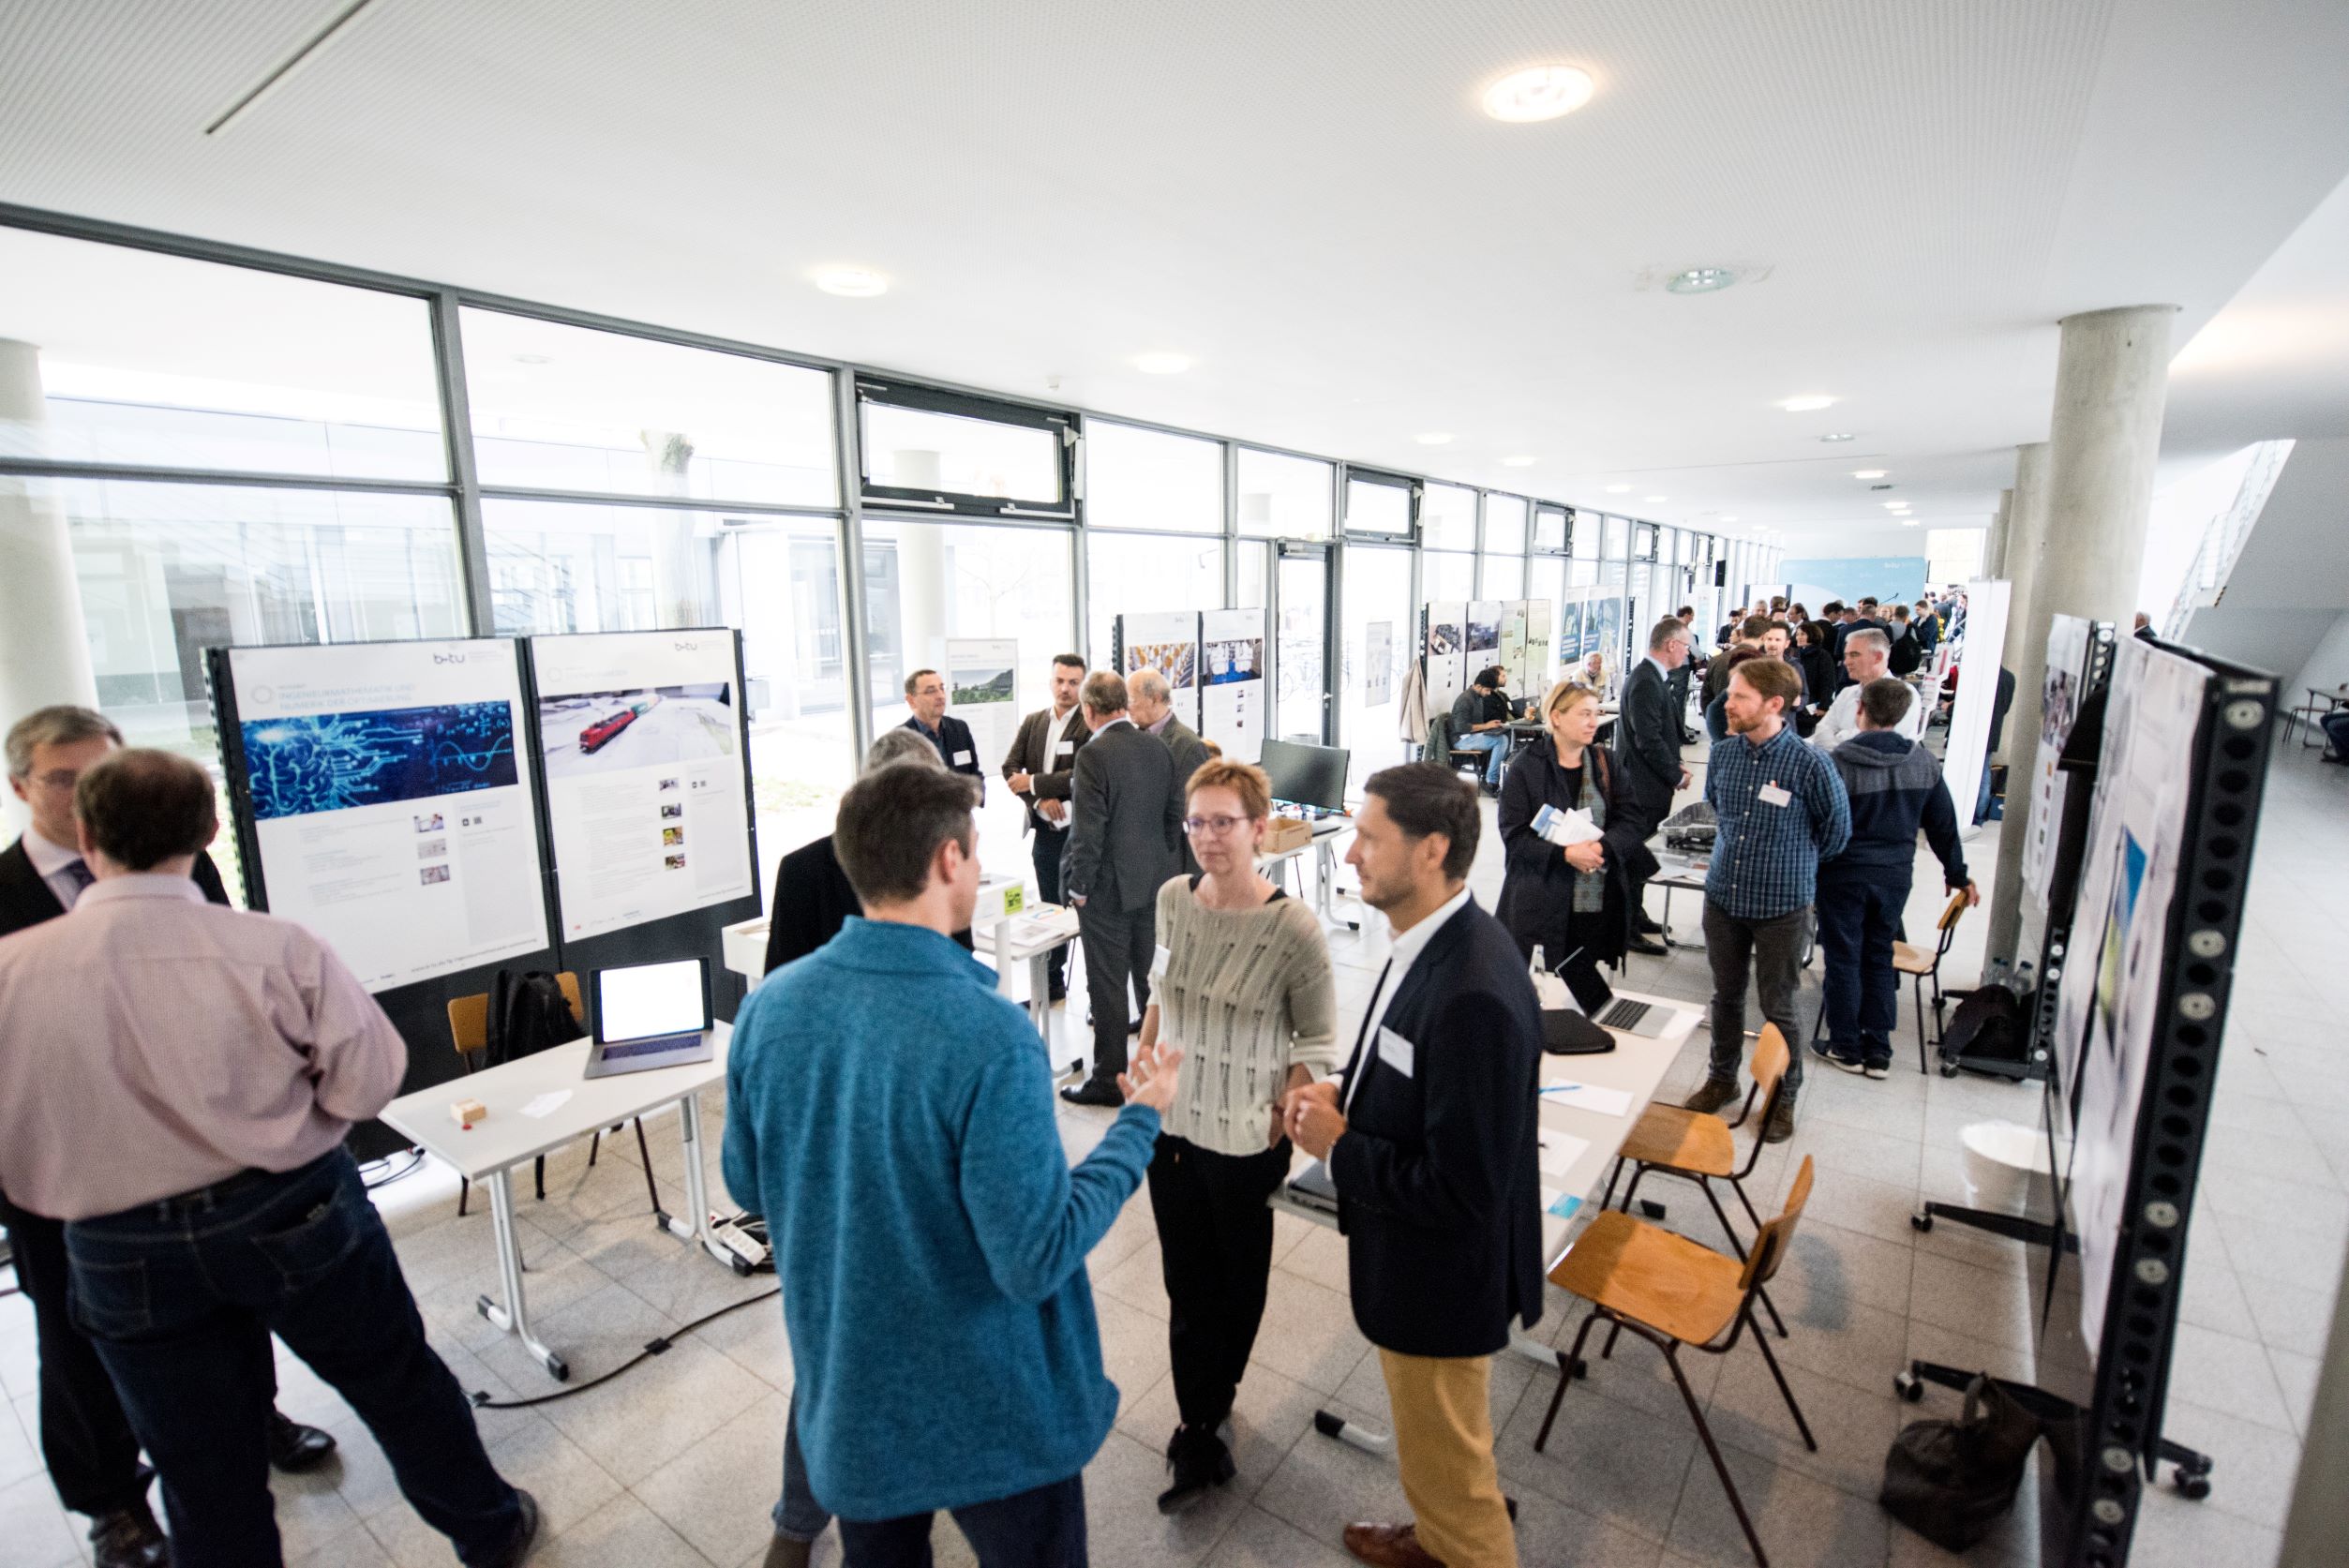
[1496,679,1653,969]
[1140,758,1339,1515]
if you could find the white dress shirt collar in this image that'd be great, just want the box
[21,825,77,878]
[1344,884,1474,1116]
[76,874,205,909]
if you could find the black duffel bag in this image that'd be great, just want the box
[1879,1374,2043,1551]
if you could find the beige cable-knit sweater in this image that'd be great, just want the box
[1150,874,1339,1157]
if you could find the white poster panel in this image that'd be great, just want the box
[1365,621,1395,708]
[1498,601,1529,695]
[2021,615,2094,903]
[1466,600,1502,666]
[1119,610,1201,732]
[1938,578,2012,839]
[531,630,756,942]
[2055,636,2207,1346]
[946,638,1021,778]
[1200,608,1267,763]
[1524,600,1554,694]
[1425,601,1467,709]
[230,639,548,992]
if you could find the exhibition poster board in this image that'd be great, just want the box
[223,638,549,993]
[530,629,756,943]
[1118,610,1202,732]
[1425,602,1466,709]
[1200,608,1267,763]
[946,638,1021,776]
[1938,578,2012,837]
[2022,615,2096,903]
[1523,600,1554,694]
[1497,602,1528,693]
[1466,600,1502,670]
[1365,620,1394,708]
[2051,635,2209,1345]
[1557,592,1586,665]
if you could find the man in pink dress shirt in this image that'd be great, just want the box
[0,748,538,1568]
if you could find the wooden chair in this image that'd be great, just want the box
[1597,1024,1793,1336]
[446,974,657,1218]
[1893,889,1968,1072]
[1537,1157,1818,1568]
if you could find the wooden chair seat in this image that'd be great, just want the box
[1892,940,1933,975]
[1620,1103,1737,1178]
[1549,1208,1744,1347]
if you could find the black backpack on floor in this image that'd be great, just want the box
[485,969,585,1068]
[1938,982,2029,1071]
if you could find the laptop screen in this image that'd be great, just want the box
[1555,948,1614,1016]
[593,958,709,1044]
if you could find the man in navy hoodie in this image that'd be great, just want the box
[1816,679,1977,1077]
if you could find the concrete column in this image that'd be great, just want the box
[1984,305,2177,972]
[1983,487,2014,577]
[1983,443,2052,965]
[0,340,98,838]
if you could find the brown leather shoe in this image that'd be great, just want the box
[1343,1520,1445,1568]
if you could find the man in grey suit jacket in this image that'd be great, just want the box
[1611,618,1695,956]
[1060,670,1185,1107]
[1128,668,1209,875]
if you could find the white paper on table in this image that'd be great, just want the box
[1540,1081,1634,1117]
[1536,1131,1593,1182]
[1532,803,1604,846]
[518,1090,574,1119]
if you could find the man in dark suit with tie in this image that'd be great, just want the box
[1612,618,1695,956]
[2,706,336,1568]
[1284,763,1541,1568]
[1058,671,1184,1107]
[900,668,987,800]
[1000,653,1091,1000]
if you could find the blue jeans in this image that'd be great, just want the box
[1456,730,1507,784]
[65,1149,522,1568]
[1817,868,1908,1055]
[838,1471,1085,1567]
[774,1396,831,1540]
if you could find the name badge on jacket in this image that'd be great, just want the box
[1149,944,1172,981]
[1055,739,1076,754]
[952,749,974,767]
[1376,1025,1414,1079]
[1758,782,1792,808]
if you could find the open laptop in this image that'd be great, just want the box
[1556,948,1671,1038]
[583,957,713,1079]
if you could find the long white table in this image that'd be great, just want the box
[972,903,1084,1036]
[381,1024,734,1381]
[1275,986,1703,1453]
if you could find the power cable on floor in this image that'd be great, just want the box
[465,1283,780,1410]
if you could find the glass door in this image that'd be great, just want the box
[1275,545,1331,742]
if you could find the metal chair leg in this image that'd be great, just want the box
[1728,1174,1764,1232]
[1668,1345,1771,1568]
[1745,1307,1818,1451]
[1699,1178,1749,1257]
[532,1155,545,1202]
[632,1117,662,1213]
[1755,1283,1788,1338]
[457,1175,470,1218]
[1534,1311,1603,1451]
[1603,1319,1625,1360]
[1914,975,1930,1074]
[1618,1163,1653,1215]
[588,1130,600,1168]
[1599,1156,1626,1216]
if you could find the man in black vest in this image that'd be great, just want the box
[1285,764,1541,1568]
[900,668,987,800]
[2,707,337,1568]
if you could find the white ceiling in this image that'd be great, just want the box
[2,0,2346,555]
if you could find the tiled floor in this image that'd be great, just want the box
[2,741,2341,1567]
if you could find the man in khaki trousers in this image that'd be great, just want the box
[1286,764,1544,1568]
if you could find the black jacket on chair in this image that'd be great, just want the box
[1612,658,1682,820]
[1062,720,1184,916]
[0,838,231,937]
[1329,898,1545,1358]
[902,713,987,801]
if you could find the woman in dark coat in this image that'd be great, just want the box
[1495,681,1653,970]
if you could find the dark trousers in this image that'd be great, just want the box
[1702,901,1807,1097]
[0,1190,149,1518]
[1617,790,1668,923]
[1146,1135,1290,1430]
[1031,823,1070,990]
[1077,900,1154,1082]
[66,1149,521,1568]
[1817,869,1908,1052]
[839,1471,1085,1568]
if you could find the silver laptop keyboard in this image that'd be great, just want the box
[1596,999,1652,1031]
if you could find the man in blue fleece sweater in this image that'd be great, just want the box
[725,760,1181,1566]
[1816,679,1978,1078]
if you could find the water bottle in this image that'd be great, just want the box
[1530,944,1548,980]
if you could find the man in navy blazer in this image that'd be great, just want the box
[1285,762,1541,1568]
[900,667,987,801]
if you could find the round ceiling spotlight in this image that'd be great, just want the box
[1644,495,1668,503]
[1133,351,1193,375]
[813,265,889,297]
[1502,455,1537,467]
[1480,65,1596,123]
[1819,432,1856,442]
[1604,484,1630,494]
[1665,267,1737,295]
[1900,518,1920,527]
[1415,432,1454,445]
[1852,469,1887,480]
[1779,394,1837,412]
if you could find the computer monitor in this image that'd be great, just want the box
[1259,739,1351,813]
[591,957,711,1045]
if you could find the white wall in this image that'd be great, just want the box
[2295,611,2349,698]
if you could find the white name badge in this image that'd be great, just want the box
[1758,783,1792,808]
[1150,943,1172,980]
[1376,1025,1415,1079]
[952,749,974,767]
[1055,740,1076,754]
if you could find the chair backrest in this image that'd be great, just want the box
[1739,1155,1814,1295]
[447,972,582,1057]
[1933,889,1968,958]
[1733,1024,1792,1175]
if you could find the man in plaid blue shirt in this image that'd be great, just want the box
[1685,658,1849,1141]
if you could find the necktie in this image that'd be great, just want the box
[60,858,97,903]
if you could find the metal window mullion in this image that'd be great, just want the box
[1221,440,1239,608]
[429,290,494,637]
[832,369,875,759]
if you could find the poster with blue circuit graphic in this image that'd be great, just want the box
[226,639,551,993]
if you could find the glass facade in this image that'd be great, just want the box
[1085,420,1220,533]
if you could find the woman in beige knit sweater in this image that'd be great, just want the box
[1138,757,1339,1514]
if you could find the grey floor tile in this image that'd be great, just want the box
[1243,1272,1374,1396]
[2165,1324,2293,1433]
[533,1491,718,1566]
[1665,1440,1891,1568]
[631,1391,789,1568]
[1907,1252,2035,1353]
[1095,1233,1174,1321]
[1777,1218,1917,1317]
[2264,1344,2321,1435]
[2127,1483,2282,1568]
[2157,1398,2303,1533]
[0,1471,84,1568]
[482,1410,629,1540]
[1493,1368,1698,1543]
[1115,1358,1324,1502]
[1250,1396,1414,1545]
[290,1521,402,1566]
[1703,1347,1901,1501]
[1198,1504,1354,1567]
[1080,1427,1253,1567]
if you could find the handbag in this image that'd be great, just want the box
[1878,1374,2042,1550]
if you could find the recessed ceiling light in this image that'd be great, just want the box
[1604,484,1631,494]
[1501,455,1537,467]
[1884,501,1909,510]
[1480,65,1595,123]
[1820,433,1855,442]
[1645,495,1668,503]
[1779,395,1837,412]
[1415,432,1454,445]
[1852,469,1887,479]
[1721,515,1738,522]
[1133,351,1192,375]
[1900,518,1919,527]
[1666,267,1737,295]
[813,265,888,297]
[512,352,551,366]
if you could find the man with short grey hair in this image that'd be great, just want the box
[1129,668,1210,874]
[1811,628,1922,751]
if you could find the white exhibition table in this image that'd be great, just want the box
[381,1023,735,1381]
[1258,815,1358,932]
[1276,986,1704,1454]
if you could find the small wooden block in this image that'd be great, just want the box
[451,1098,488,1128]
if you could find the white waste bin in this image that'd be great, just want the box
[1959,1120,2052,1216]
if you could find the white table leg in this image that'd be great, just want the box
[1027,949,1051,1038]
[476,1168,567,1381]
[671,1093,738,1271]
